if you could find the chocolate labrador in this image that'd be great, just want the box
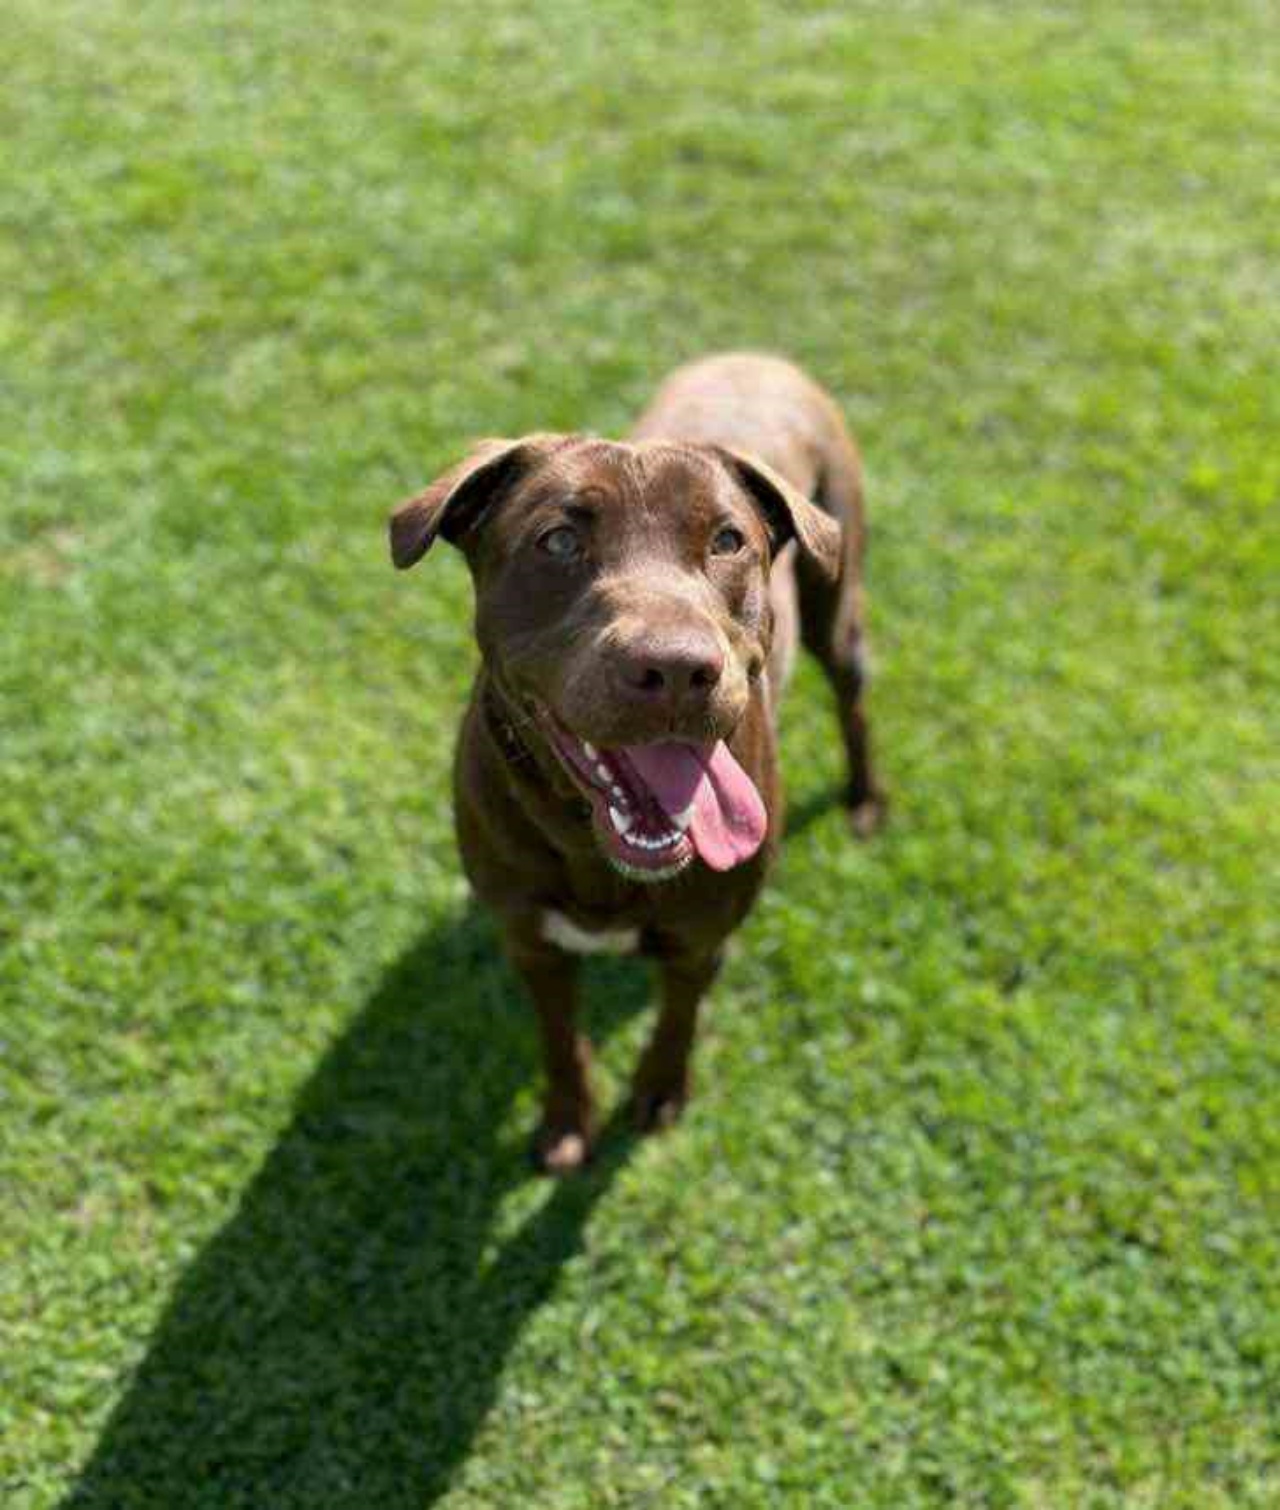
[390,353,884,1171]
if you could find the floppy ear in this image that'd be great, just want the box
[713,446,843,582]
[389,434,568,570]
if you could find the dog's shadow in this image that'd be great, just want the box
[63,909,650,1509]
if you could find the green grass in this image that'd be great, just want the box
[3,0,1279,1504]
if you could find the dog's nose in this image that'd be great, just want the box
[614,632,724,704]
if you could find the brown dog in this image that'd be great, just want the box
[390,353,883,1172]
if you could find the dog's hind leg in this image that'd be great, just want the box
[796,447,886,836]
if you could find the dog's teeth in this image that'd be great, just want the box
[672,804,695,832]
[582,741,598,760]
[594,763,612,784]
[608,805,633,836]
[611,785,627,804]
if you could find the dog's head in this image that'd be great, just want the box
[390,436,840,880]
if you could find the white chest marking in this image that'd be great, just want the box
[541,909,641,955]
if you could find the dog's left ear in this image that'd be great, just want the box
[713,447,843,582]
[389,434,570,569]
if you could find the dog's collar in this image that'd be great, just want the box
[481,678,537,771]
[480,679,594,826]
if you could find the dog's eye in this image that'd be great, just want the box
[539,525,582,561]
[710,525,746,557]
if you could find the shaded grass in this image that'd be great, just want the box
[2,1,1279,1505]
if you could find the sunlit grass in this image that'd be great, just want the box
[3,2,1278,1505]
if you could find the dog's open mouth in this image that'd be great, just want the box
[539,714,768,881]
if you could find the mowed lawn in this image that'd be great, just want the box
[3,0,1279,1504]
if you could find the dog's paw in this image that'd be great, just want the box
[849,792,888,839]
[630,1079,689,1134]
[532,1123,592,1176]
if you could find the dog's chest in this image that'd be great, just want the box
[541,909,641,955]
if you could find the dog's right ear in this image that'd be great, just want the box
[389,434,569,569]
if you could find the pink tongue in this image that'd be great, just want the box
[621,740,768,871]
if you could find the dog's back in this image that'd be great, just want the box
[629,352,864,561]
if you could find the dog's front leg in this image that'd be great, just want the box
[506,933,594,1174]
[631,948,723,1133]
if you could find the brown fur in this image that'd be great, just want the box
[390,353,884,1172]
